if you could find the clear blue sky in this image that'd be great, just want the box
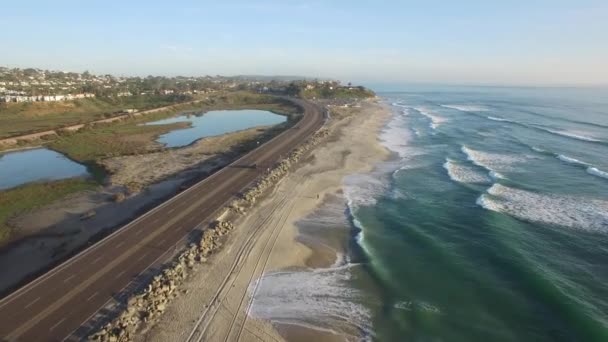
[2,0,607,85]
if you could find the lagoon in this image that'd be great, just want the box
[146,109,286,148]
[0,148,90,190]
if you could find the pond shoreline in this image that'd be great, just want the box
[0,119,292,296]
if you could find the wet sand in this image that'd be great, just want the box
[137,99,391,341]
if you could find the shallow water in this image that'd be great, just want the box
[346,86,608,341]
[0,148,89,190]
[146,109,286,147]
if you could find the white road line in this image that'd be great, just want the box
[114,271,126,279]
[49,317,66,331]
[136,252,149,262]
[63,274,76,283]
[24,297,41,309]
[86,292,98,302]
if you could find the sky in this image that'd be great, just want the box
[2,0,607,86]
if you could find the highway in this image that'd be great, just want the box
[0,98,324,342]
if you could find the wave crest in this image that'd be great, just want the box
[443,158,491,184]
[587,167,608,180]
[477,184,608,232]
[414,107,447,129]
[441,104,489,112]
[250,265,372,339]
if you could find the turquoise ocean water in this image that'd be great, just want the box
[352,86,608,341]
[250,86,608,342]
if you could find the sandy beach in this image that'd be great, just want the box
[136,99,392,342]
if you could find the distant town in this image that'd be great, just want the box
[0,66,369,104]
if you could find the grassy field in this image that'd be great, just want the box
[0,178,98,245]
[48,92,301,163]
[0,94,191,138]
[0,92,302,246]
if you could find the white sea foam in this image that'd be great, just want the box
[461,145,524,175]
[414,107,447,129]
[587,167,608,180]
[394,300,442,314]
[249,265,372,340]
[531,146,547,153]
[544,128,602,143]
[443,158,491,184]
[557,154,589,167]
[486,116,513,123]
[379,112,413,158]
[343,174,387,209]
[441,104,489,112]
[477,184,608,232]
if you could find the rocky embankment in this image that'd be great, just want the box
[89,127,330,342]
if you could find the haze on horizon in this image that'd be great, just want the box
[2,0,607,86]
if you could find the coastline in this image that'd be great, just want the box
[137,98,392,341]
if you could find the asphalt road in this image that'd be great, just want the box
[0,98,324,342]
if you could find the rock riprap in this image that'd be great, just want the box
[89,128,329,341]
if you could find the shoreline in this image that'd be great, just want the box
[137,98,392,341]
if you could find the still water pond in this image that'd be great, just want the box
[146,109,286,148]
[0,148,90,190]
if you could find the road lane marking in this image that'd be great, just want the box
[3,103,322,340]
[114,271,126,280]
[24,297,41,309]
[63,274,76,283]
[49,317,66,331]
[86,292,98,302]
[136,252,150,263]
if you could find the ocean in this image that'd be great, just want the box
[252,86,608,341]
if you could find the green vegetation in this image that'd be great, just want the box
[0,178,97,245]
[49,120,190,162]
[0,92,302,244]
[48,92,301,163]
[300,85,375,99]
[0,94,192,139]
[282,81,375,99]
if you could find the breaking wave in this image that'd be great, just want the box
[441,104,489,112]
[394,300,442,314]
[414,107,447,129]
[544,129,603,143]
[557,154,589,167]
[487,116,515,123]
[461,145,524,177]
[379,110,414,158]
[587,167,608,180]
[443,158,491,184]
[477,184,608,232]
[250,264,373,340]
